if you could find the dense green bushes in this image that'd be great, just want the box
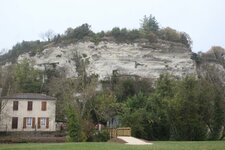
[77,74,225,141]
[64,24,93,41]
[66,105,82,142]
[120,75,225,141]
[0,40,45,65]
[87,130,109,142]
[1,57,225,141]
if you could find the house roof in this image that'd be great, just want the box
[0,93,56,100]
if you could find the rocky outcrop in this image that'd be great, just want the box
[17,40,196,80]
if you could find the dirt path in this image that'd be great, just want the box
[117,136,153,145]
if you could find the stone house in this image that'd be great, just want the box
[0,93,56,131]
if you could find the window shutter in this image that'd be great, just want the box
[32,117,35,128]
[13,101,18,111]
[38,118,41,129]
[23,117,26,128]
[46,118,49,129]
[12,117,18,129]
[27,101,33,111]
[41,102,47,111]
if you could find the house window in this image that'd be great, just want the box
[12,117,18,129]
[13,101,18,111]
[40,118,46,126]
[41,101,47,111]
[26,117,32,126]
[38,117,49,129]
[27,101,33,111]
[23,117,35,128]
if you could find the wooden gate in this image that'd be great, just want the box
[108,127,131,138]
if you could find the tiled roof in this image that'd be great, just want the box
[0,93,56,100]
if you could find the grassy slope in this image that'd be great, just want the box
[0,141,225,150]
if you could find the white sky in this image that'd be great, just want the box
[0,0,225,53]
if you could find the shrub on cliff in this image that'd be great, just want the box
[140,14,159,33]
[65,23,93,41]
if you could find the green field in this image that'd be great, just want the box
[0,141,225,150]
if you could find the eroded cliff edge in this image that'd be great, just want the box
[16,40,196,80]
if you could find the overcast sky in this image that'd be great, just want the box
[0,0,225,53]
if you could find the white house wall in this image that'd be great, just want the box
[0,99,56,131]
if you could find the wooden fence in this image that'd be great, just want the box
[108,127,131,138]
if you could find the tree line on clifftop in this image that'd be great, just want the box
[0,14,192,65]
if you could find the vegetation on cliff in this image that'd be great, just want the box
[1,56,225,141]
[0,14,192,65]
[0,14,225,142]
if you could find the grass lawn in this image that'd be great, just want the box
[0,141,225,150]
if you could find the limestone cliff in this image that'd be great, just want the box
[17,39,196,80]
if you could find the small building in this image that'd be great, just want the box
[107,116,120,128]
[0,93,56,132]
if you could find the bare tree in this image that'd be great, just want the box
[0,88,7,112]
[0,65,16,119]
[40,29,55,42]
[0,88,8,123]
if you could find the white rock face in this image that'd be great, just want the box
[197,62,225,84]
[18,41,196,80]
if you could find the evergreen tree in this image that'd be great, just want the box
[140,14,159,33]
[66,105,81,142]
